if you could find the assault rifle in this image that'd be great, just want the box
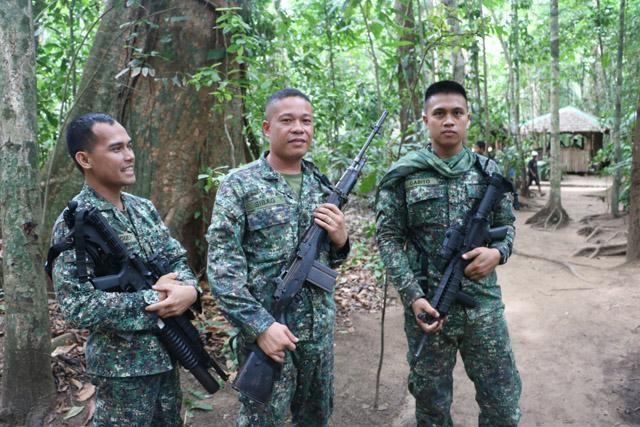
[45,201,228,393]
[233,110,388,404]
[411,173,514,367]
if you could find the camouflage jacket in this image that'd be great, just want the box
[206,154,349,343]
[51,185,197,377]
[376,149,515,319]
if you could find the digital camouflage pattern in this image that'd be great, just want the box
[376,147,521,426]
[92,369,182,427]
[51,185,197,424]
[236,337,334,426]
[207,154,348,425]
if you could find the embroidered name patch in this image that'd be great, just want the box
[245,195,286,212]
[405,177,440,189]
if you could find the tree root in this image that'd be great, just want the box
[513,249,595,282]
[525,203,570,230]
[572,242,627,258]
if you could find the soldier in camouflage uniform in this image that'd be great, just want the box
[376,81,521,426]
[207,88,350,426]
[50,113,199,426]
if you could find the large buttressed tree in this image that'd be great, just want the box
[43,0,245,268]
[0,0,55,423]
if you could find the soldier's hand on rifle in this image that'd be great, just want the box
[257,322,299,364]
[411,298,444,334]
[462,247,501,281]
[145,272,198,318]
[313,203,348,249]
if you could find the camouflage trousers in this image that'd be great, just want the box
[91,368,182,427]
[405,307,521,427]
[237,337,334,427]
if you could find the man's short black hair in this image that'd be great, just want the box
[475,140,486,149]
[66,112,116,173]
[265,88,311,114]
[424,80,468,106]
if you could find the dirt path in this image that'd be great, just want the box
[191,175,640,427]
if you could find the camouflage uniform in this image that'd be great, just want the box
[376,146,521,426]
[51,185,198,427]
[207,153,349,427]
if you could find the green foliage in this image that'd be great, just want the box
[33,0,639,204]
[34,0,101,166]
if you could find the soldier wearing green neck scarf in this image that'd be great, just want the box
[376,81,521,426]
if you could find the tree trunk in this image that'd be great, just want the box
[526,0,569,229]
[480,3,491,138]
[627,93,640,262]
[443,0,464,83]
[42,0,245,270]
[360,2,383,114]
[490,6,528,196]
[610,0,626,216]
[0,1,55,424]
[395,0,419,147]
[323,0,339,147]
[510,0,528,197]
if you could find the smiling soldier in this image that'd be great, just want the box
[207,88,350,426]
[49,113,199,426]
[376,81,521,426]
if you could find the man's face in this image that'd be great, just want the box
[422,93,470,152]
[77,121,136,190]
[263,96,314,162]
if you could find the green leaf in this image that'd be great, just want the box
[63,406,84,420]
[188,389,209,400]
[358,172,378,194]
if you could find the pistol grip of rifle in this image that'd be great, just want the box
[233,343,282,405]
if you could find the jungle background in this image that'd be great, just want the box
[0,0,639,425]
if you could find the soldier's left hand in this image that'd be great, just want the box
[462,247,501,281]
[146,276,198,318]
[313,203,348,249]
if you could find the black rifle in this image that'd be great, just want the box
[233,110,388,404]
[45,201,228,393]
[411,173,514,367]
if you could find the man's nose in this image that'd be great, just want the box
[443,114,455,125]
[291,120,304,132]
[124,146,135,161]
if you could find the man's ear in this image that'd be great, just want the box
[422,112,428,126]
[262,119,271,137]
[75,151,92,171]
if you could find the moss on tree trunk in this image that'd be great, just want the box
[0,0,55,424]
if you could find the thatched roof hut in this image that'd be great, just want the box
[521,106,604,134]
[521,107,606,173]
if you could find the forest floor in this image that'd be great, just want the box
[1,174,639,426]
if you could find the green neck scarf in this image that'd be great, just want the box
[378,145,475,191]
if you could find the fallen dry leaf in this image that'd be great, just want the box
[51,343,77,357]
[76,383,95,402]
